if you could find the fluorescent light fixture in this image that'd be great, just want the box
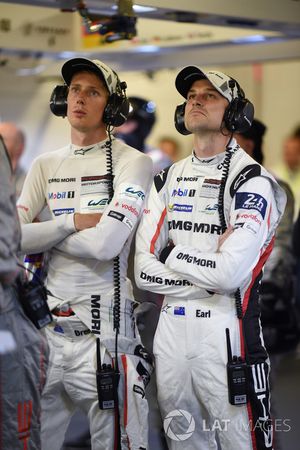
[134,45,160,52]
[58,51,77,59]
[16,65,46,76]
[133,4,157,12]
[232,34,267,43]
[111,4,157,13]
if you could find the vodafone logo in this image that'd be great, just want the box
[239,213,261,225]
[122,203,139,217]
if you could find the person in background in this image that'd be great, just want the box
[272,130,300,213]
[157,135,180,163]
[115,96,172,173]
[235,119,299,351]
[0,122,27,198]
[0,136,48,450]
[17,57,153,450]
[135,65,286,449]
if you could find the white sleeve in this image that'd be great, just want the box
[55,154,153,260]
[17,159,76,254]
[165,177,277,292]
[135,180,212,299]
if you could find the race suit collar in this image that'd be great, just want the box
[191,138,239,167]
[70,137,115,156]
[191,151,225,167]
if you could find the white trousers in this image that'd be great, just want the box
[41,317,151,450]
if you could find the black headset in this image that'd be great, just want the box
[174,78,254,135]
[50,78,129,127]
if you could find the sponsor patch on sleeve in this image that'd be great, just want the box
[235,192,267,219]
[108,210,133,230]
[118,183,145,203]
[235,212,262,235]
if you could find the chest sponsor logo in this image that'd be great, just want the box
[174,306,185,316]
[171,188,196,197]
[80,195,108,213]
[48,177,76,183]
[53,208,75,216]
[88,198,109,207]
[48,191,75,200]
[168,204,193,213]
[168,220,221,234]
[81,175,109,196]
[81,175,110,182]
[140,272,192,286]
[201,203,219,214]
[235,192,267,219]
[200,178,221,199]
[196,309,211,318]
[176,176,198,182]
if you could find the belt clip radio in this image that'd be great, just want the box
[96,338,119,410]
[226,328,248,406]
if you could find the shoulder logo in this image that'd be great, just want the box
[230,164,261,197]
[154,166,171,193]
[233,169,253,191]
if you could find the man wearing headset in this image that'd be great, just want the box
[17,58,153,450]
[134,66,286,450]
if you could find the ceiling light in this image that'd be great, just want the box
[134,45,160,52]
[111,4,157,13]
[232,34,268,43]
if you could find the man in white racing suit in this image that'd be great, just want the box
[17,58,153,450]
[135,66,286,450]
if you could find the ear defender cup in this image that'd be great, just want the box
[103,93,129,127]
[50,85,68,117]
[223,97,254,133]
[174,103,191,135]
[49,84,129,126]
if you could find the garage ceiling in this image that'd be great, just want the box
[0,0,300,74]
